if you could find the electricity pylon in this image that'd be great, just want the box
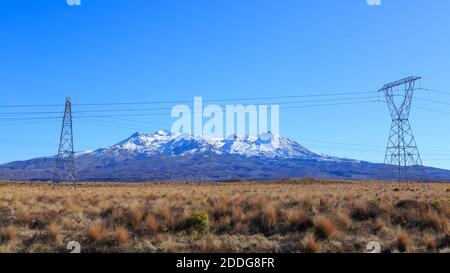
[54,97,76,186]
[379,77,423,182]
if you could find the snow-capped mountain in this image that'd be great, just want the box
[0,131,449,182]
[79,130,345,161]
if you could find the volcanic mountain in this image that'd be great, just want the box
[0,130,449,182]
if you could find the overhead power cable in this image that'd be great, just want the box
[415,97,450,106]
[0,99,380,121]
[0,90,377,108]
[0,95,378,116]
[420,88,450,96]
[413,106,450,115]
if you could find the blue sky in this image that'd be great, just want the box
[0,0,450,169]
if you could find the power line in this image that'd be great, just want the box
[77,117,162,132]
[413,106,450,115]
[0,116,61,121]
[421,88,450,96]
[0,103,62,108]
[88,116,169,128]
[0,95,379,116]
[77,119,152,132]
[7,89,450,119]
[415,97,450,106]
[281,100,380,110]
[0,90,377,109]
[303,142,450,157]
[71,91,377,106]
[0,120,59,126]
[0,87,448,110]
[72,100,380,118]
[0,99,380,121]
[0,138,58,147]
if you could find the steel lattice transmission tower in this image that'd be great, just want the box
[379,76,423,181]
[54,97,76,185]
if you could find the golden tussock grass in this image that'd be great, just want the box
[396,230,412,252]
[47,223,61,244]
[115,227,129,245]
[16,207,32,225]
[313,216,336,239]
[423,234,437,251]
[0,179,448,253]
[302,233,321,253]
[0,225,17,243]
[129,206,144,229]
[145,215,159,234]
[88,223,108,242]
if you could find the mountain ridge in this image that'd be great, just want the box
[0,131,449,182]
[78,130,352,162]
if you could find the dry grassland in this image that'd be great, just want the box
[0,179,448,253]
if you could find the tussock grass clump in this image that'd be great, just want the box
[313,216,336,239]
[350,201,379,221]
[396,199,429,210]
[374,218,385,233]
[88,223,108,242]
[249,202,278,235]
[210,194,232,218]
[16,208,32,224]
[129,206,144,229]
[301,196,315,211]
[62,218,77,230]
[115,227,129,244]
[261,203,277,228]
[302,234,321,253]
[337,212,352,229]
[111,206,125,222]
[198,234,222,252]
[422,211,447,232]
[396,231,412,252]
[160,237,176,253]
[0,225,17,243]
[423,235,437,251]
[145,214,159,234]
[394,207,447,232]
[286,209,313,232]
[437,234,450,249]
[154,201,174,228]
[47,223,60,244]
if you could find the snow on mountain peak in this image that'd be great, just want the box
[93,130,322,159]
[81,130,344,161]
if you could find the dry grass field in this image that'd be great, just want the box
[0,179,449,253]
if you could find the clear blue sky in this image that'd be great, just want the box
[0,0,450,169]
